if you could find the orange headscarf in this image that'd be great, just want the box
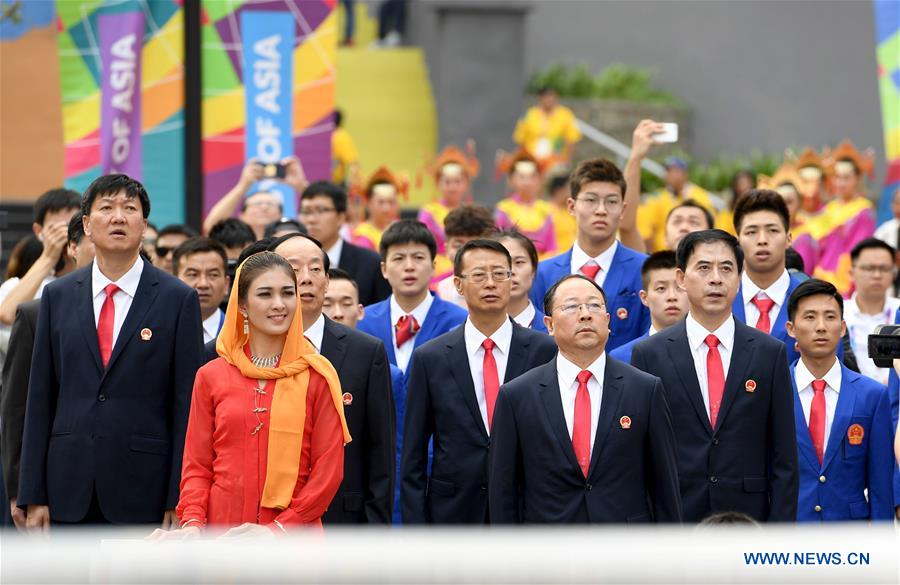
[216,254,351,510]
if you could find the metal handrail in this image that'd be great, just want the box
[575,119,666,178]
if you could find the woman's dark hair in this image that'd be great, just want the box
[5,236,44,279]
[729,169,757,210]
[81,174,151,218]
[496,229,538,272]
[237,251,296,304]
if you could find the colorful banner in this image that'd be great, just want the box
[201,0,336,220]
[874,0,900,221]
[56,0,185,226]
[241,10,295,217]
[99,11,144,180]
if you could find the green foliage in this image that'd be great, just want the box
[640,151,784,193]
[527,62,682,105]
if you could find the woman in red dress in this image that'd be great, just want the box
[152,251,350,539]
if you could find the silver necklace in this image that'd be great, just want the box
[250,353,281,368]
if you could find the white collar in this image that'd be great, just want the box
[571,240,618,273]
[557,352,606,389]
[91,256,144,300]
[685,312,735,352]
[464,317,514,357]
[326,238,344,267]
[202,308,224,338]
[794,357,842,394]
[511,302,537,328]
[389,292,435,327]
[648,324,658,336]
[846,293,900,318]
[742,270,791,306]
[304,312,326,353]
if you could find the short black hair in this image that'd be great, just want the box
[676,229,744,273]
[543,274,608,316]
[379,219,437,261]
[209,218,256,249]
[172,236,228,275]
[237,238,274,267]
[787,278,843,321]
[263,218,306,238]
[733,189,790,233]
[301,181,348,214]
[67,211,85,245]
[268,232,330,272]
[785,247,806,274]
[157,223,199,240]
[850,237,895,263]
[453,239,512,277]
[33,188,81,226]
[666,199,715,230]
[328,267,358,292]
[495,228,538,271]
[444,205,496,239]
[548,173,570,193]
[81,174,151,218]
[640,250,677,289]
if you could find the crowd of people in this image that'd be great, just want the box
[0,116,899,537]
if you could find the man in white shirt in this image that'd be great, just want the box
[402,240,557,523]
[490,274,680,523]
[173,238,228,344]
[844,238,900,385]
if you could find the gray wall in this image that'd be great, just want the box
[410,0,886,201]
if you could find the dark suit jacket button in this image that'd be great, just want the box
[98,394,107,402]
[585,483,593,491]
[709,476,718,483]
[712,438,719,446]
[480,484,487,491]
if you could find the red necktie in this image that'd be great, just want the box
[572,370,593,477]
[705,334,725,428]
[751,296,776,334]
[97,283,120,368]
[580,263,601,280]
[395,314,419,347]
[809,379,827,464]
[482,338,500,429]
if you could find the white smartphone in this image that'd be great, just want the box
[654,123,678,143]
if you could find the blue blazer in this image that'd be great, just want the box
[732,274,803,363]
[390,364,406,525]
[528,305,548,333]
[790,362,895,521]
[885,307,900,508]
[17,262,204,523]
[609,330,650,364]
[358,294,468,368]
[530,244,649,350]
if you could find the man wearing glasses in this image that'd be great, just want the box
[489,274,681,524]
[401,240,557,524]
[530,158,649,350]
[844,238,900,385]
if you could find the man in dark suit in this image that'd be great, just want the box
[299,181,390,306]
[1,212,96,529]
[401,240,557,524]
[17,174,205,529]
[490,274,681,524]
[631,229,798,523]
[270,232,395,524]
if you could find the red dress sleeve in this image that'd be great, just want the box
[271,372,345,527]
[175,365,217,526]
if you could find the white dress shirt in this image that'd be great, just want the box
[436,275,467,309]
[684,313,735,419]
[570,240,618,288]
[91,257,144,349]
[326,238,344,269]
[741,270,790,329]
[794,357,841,445]
[304,312,326,353]
[511,302,537,329]
[844,293,900,385]
[464,318,513,432]
[389,293,434,373]
[201,308,225,344]
[556,352,605,454]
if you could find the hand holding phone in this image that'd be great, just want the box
[653,123,678,143]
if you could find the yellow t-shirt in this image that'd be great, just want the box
[552,206,577,253]
[513,105,582,160]
[636,184,715,252]
[332,128,358,184]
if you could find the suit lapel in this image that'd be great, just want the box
[104,265,160,376]
[770,276,801,343]
[732,284,746,324]
[790,364,821,472]
[588,358,624,480]
[370,302,396,365]
[75,272,103,373]
[503,322,532,382]
[539,359,581,475]
[713,320,757,434]
[338,242,357,272]
[822,367,857,471]
[446,327,488,438]
[414,294,443,350]
[321,318,348,372]
[665,321,713,435]
[600,245,631,297]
